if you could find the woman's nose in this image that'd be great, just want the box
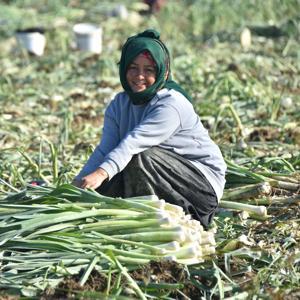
[135,69,145,77]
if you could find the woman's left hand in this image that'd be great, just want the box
[80,168,109,190]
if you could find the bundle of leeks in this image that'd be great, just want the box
[0,184,216,295]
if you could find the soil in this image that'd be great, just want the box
[41,260,203,299]
[248,127,282,142]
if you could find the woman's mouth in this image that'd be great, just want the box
[132,81,146,91]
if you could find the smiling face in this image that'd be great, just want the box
[126,53,156,93]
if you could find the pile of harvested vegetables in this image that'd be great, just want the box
[0,0,299,298]
[0,184,216,297]
[1,166,299,298]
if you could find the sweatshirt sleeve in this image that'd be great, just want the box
[99,103,181,180]
[75,101,120,180]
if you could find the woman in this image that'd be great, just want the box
[74,29,226,229]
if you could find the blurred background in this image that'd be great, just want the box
[0,0,299,185]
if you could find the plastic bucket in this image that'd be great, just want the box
[73,23,102,54]
[16,27,46,56]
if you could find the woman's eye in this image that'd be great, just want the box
[128,65,137,71]
[146,68,155,74]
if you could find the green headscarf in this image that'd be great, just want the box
[119,29,192,105]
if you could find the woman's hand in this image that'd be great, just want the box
[78,168,109,190]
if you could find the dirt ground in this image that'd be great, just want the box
[41,260,203,299]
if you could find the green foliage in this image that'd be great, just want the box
[0,0,299,298]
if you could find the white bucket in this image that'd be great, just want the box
[16,28,46,56]
[73,23,102,54]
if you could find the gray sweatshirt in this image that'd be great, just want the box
[76,88,227,200]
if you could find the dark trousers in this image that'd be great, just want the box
[97,147,218,229]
